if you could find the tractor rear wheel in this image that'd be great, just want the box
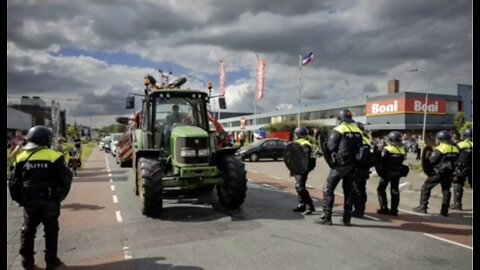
[137,157,164,216]
[216,155,247,209]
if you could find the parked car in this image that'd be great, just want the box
[235,138,289,162]
[109,133,123,157]
[102,136,112,153]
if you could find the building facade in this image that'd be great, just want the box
[218,84,471,145]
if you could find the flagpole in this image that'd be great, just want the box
[298,54,302,127]
[219,59,223,121]
[254,54,258,131]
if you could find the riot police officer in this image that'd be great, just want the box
[376,131,406,216]
[451,128,472,210]
[10,126,72,270]
[315,109,363,226]
[352,122,374,218]
[413,130,459,216]
[291,127,316,215]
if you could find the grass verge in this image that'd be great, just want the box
[81,141,97,165]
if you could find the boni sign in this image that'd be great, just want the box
[371,100,399,114]
[367,98,446,116]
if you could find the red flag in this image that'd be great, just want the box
[219,60,225,96]
[256,58,265,101]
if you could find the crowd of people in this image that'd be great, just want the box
[285,109,473,225]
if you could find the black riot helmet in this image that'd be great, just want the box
[337,109,354,123]
[436,130,451,142]
[463,128,472,140]
[386,131,402,146]
[356,122,365,131]
[24,125,53,150]
[294,127,308,138]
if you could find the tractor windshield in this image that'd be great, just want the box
[154,96,208,131]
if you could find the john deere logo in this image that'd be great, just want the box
[24,162,32,170]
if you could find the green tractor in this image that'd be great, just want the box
[121,74,247,216]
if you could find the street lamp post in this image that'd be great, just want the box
[409,69,430,143]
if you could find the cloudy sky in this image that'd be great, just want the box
[7,0,472,128]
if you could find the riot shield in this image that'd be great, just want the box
[283,142,309,175]
[421,146,435,176]
[319,134,335,168]
[373,146,386,179]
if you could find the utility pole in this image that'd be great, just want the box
[409,68,430,142]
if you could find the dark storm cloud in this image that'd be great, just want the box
[7,1,87,50]
[6,52,91,95]
[8,0,471,75]
[7,0,472,117]
[7,68,90,95]
[69,83,132,116]
[362,84,377,94]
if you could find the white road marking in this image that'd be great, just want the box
[262,183,279,190]
[399,182,410,188]
[363,214,381,221]
[249,170,259,174]
[399,208,430,217]
[271,176,282,180]
[109,178,113,183]
[112,195,118,203]
[306,185,315,189]
[110,185,115,191]
[123,246,132,259]
[115,211,123,223]
[423,233,472,250]
[108,173,112,177]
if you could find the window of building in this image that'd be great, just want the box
[446,101,459,114]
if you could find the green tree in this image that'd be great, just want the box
[98,124,126,134]
[459,122,473,136]
[454,112,465,135]
[67,126,78,138]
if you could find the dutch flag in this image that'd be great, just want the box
[301,52,314,66]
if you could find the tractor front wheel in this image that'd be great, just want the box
[137,157,164,216]
[216,155,247,209]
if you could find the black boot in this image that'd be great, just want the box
[342,214,351,226]
[21,256,34,270]
[440,204,449,217]
[303,203,316,215]
[412,205,427,213]
[452,183,463,209]
[413,189,429,214]
[46,257,63,270]
[292,204,306,212]
[376,207,390,215]
[314,213,332,225]
[388,209,398,216]
[450,203,462,210]
[352,210,364,218]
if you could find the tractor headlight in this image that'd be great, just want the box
[197,149,210,157]
[180,149,196,157]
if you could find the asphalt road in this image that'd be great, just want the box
[7,147,472,270]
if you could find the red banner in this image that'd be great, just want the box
[219,60,225,97]
[256,58,265,101]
